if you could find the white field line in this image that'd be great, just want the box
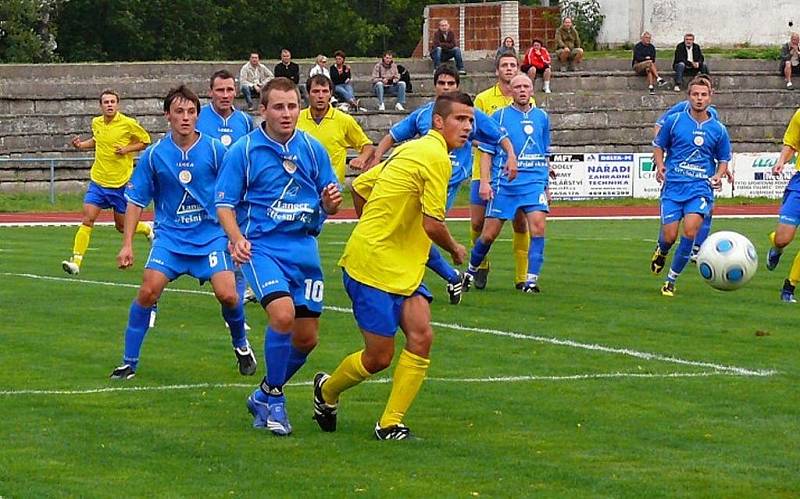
[0,371,736,397]
[0,213,775,228]
[2,272,777,379]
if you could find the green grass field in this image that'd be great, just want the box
[1,217,798,497]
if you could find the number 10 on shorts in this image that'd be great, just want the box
[304,279,324,302]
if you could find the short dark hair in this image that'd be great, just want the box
[334,50,345,59]
[532,38,543,46]
[495,51,518,69]
[434,64,460,86]
[164,84,200,113]
[433,91,473,119]
[209,69,235,89]
[99,89,119,103]
[306,74,333,92]
[383,50,393,57]
[260,77,300,106]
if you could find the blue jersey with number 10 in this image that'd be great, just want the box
[389,101,507,190]
[196,104,254,148]
[215,126,339,240]
[479,105,550,196]
[126,132,228,255]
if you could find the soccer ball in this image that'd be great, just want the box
[696,231,758,291]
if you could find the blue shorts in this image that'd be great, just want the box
[342,269,433,337]
[778,189,800,226]
[660,196,713,224]
[145,245,232,282]
[446,183,460,212]
[241,237,324,316]
[486,187,549,220]
[470,179,487,206]
[84,181,127,213]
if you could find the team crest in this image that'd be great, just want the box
[179,170,192,183]
[524,124,534,135]
[283,159,297,174]
[693,136,705,146]
[220,134,232,147]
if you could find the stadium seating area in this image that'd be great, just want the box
[1,57,799,191]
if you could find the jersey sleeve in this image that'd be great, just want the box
[246,113,255,133]
[124,145,156,207]
[471,108,508,145]
[352,162,382,201]
[420,154,449,221]
[714,124,733,163]
[390,107,422,142]
[215,138,248,209]
[541,110,552,154]
[653,113,676,149]
[783,109,800,151]
[345,115,372,151]
[127,117,152,145]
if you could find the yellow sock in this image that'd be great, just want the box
[789,250,800,285]
[72,224,92,266]
[322,350,371,405]
[378,349,431,428]
[769,231,776,247]
[512,230,530,284]
[135,222,152,238]
[471,228,489,270]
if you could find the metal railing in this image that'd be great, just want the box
[0,156,94,204]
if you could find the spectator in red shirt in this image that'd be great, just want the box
[520,39,552,93]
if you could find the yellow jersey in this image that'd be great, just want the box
[90,112,151,188]
[297,106,372,183]
[471,83,536,180]
[783,108,800,167]
[339,131,451,296]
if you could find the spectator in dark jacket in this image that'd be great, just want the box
[330,50,360,109]
[780,32,800,89]
[274,48,308,104]
[431,19,466,74]
[632,31,666,94]
[672,33,709,91]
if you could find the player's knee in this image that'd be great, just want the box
[136,286,160,307]
[268,308,295,332]
[362,347,394,373]
[80,218,96,228]
[406,326,433,354]
[470,219,484,234]
[511,219,528,233]
[114,221,125,233]
[215,289,238,308]
[293,333,318,352]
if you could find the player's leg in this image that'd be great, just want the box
[209,264,254,376]
[511,207,530,289]
[465,216,504,288]
[780,250,800,302]
[690,211,713,263]
[63,185,104,274]
[427,185,464,304]
[662,206,705,296]
[469,179,491,287]
[376,292,434,440]
[110,268,170,380]
[652,197,681,274]
[767,190,800,270]
[523,208,547,293]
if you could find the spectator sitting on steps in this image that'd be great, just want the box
[372,50,406,111]
[496,36,517,59]
[521,38,552,94]
[239,52,274,110]
[780,32,800,90]
[672,33,709,92]
[431,19,466,75]
[632,31,667,95]
[555,17,584,71]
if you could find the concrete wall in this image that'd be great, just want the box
[599,0,798,47]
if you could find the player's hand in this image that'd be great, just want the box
[70,136,82,149]
[117,245,134,269]
[450,243,467,266]
[349,156,367,170]
[772,163,785,176]
[549,168,557,179]
[656,165,666,183]
[479,181,494,201]
[723,170,734,183]
[709,175,722,190]
[114,145,126,155]
[322,183,343,214]
[229,238,252,265]
[505,155,518,181]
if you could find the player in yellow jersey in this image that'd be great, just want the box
[470,52,536,290]
[63,89,153,275]
[311,93,473,440]
[296,74,374,184]
[766,107,800,302]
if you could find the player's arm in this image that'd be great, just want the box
[217,207,251,264]
[773,145,798,176]
[498,137,517,181]
[423,215,466,265]
[321,183,342,215]
[652,147,667,183]
[71,136,96,150]
[115,139,147,156]
[710,161,728,190]
[367,134,395,169]
[349,143,375,171]
[478,146,494,201]
[117,203,143,269]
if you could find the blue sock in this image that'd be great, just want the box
[284,345,310,383]
[528,236,545,276]
[658,231,673,254]
[426,246,460,283]
[693,215,712,252]
[122,300,152,370]
[221,303,247,349]
[265,327,291,404]
[469,238,493,271]
[235,268,246,307]
[667,236,694,282]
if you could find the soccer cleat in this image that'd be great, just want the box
[460,270,475,293]
[660,281,675,297]
[474,266,490,289]
[522,282,541,293]
[766,248,781,271]
[446,272,464,305]
[312,372,338,432]
[109,364,136,380]
[515,282,525,290]
[243,287,259,304]
[234,344,257,376]
[374,422,412,440]
[650,247,667,274]
[246,392,269,429]
[266,402,293,436]
[781,279,796,303]
[62,259,80,275]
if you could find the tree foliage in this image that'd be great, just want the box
[0,0,60,63]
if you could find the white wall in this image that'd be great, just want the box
[598,0,798,47]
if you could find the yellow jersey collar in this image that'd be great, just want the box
[427,129,448,150]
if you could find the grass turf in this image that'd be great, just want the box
[0,218,798,497]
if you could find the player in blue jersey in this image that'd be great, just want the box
[463,74,552,293]
[110,85,254,380]
[216,77,342,436]
[652,74,727,262]
[368,65,516,304]
[196,69,258,322]
[651,76,732,296]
